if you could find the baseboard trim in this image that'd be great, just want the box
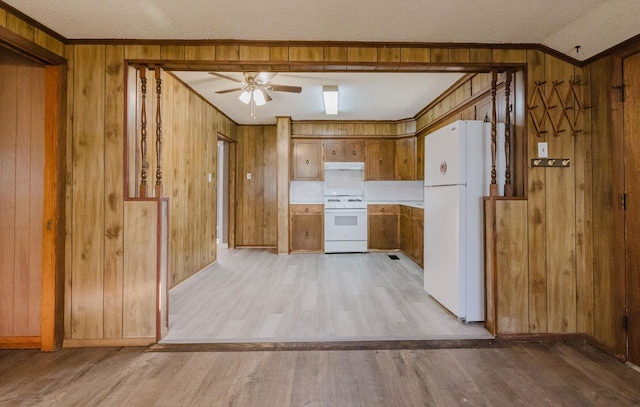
[0,336,41,349]
[63,338,156,348]
[148,338,505,352]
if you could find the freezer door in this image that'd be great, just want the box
[423,185,466,319]
[424,122,465,187]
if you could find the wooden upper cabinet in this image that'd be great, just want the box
[395,137,416,180]
[344,140,365,161]
[365,140,395,180]
[323,140,344,162]
[292,140,323,180]
[324,140,365,162]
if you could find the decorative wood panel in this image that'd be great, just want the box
[277,117,291,254]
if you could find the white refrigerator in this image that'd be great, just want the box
[423,120,504,322]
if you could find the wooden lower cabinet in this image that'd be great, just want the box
[368,204,399,250]
[290,204,324,253]
[394,205,424,267]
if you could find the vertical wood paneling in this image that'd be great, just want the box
[103,45,125,338]
[124,45,161,60]
[71,45,106,339]
[574,66,594,335]
[236,126,277,246]
[590,57,626,354]
[277,117,291,254]
[6,13,34,41]
[526,50,548,333]
[160,45,185,60]
[545,56,576,333]
[185,46,215,61]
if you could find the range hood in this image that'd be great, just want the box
[324,162,365,170]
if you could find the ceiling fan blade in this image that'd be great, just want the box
[215,87,243,94]
[256,72,277,84]
[269,84,302,93]
[208,72,242,83]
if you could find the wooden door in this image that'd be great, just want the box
[624,52,640,364]
[0,49,45,341]
[290,205,323,252]
[323,140,344,162]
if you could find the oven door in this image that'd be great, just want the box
[324,208,367,241]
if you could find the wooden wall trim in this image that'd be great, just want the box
[0,1,66,43]
[41,64,66,352]
[0,336,41,349]
[0,25,64,64]
[63,338,155,348]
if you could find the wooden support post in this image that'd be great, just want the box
[490,69,498,196]
[154,66,163,198]
[504,70,513,197]
[139,66,148,198]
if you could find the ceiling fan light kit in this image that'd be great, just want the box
[323,86,339,115]
[212,71,302,119]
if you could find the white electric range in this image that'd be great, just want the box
[324,195,368,253]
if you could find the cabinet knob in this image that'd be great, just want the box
[352,150,357,155]
[332,150,336,155]
[382,230,386,236]
[381,207,385,212]
[305,207,309,212]
[305,231,309,237]
[404,158,408,164]
[379,159,383,165]
[306,159,310,164]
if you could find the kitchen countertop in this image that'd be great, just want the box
[290,201,424,209]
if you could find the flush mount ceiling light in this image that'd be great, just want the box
[210,72,302,118]
[323,86,339,115]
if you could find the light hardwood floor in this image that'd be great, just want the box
[162,249,492,343]
[2,342,640,406]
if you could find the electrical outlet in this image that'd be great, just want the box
[246,173,252,180]
[538,142,548,158]
[208,173,213,183]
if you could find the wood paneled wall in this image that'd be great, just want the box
[0,6,629,351]
[159,72,219,287]
[236,125,277,247]
[0,48,45,339]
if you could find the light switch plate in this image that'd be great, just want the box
[538,142,548,158]
[246,173,252,180]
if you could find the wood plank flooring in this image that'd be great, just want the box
[162,249,492,343]
[2,342,640,406]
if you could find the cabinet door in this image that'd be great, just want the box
[292,140,323,180]
[344,141,365,162]
[290,206,323,252]
[399,212,413,257]
[323,140,344,162]
[412,216,424,267]
[365,140,395,180]
[368,214,398,250]
[396,138,416,180]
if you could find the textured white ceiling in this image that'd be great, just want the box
[173,71,465,125]
[5,0,640,60]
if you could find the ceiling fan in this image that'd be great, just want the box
[209,72,302,118]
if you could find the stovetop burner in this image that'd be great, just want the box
[324,195,367,209]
